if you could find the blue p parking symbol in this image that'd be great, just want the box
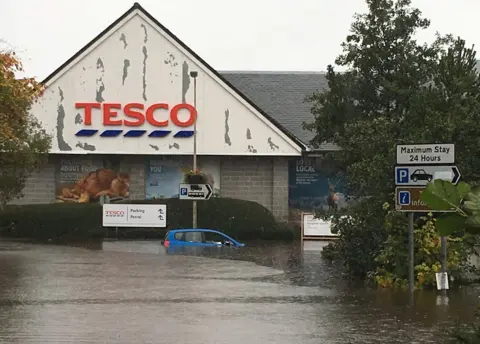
[398,191,411,205]
[180,188,188,196]
[396,168,409,184]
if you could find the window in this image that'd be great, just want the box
[183,231,204,243]
[174,232,185,241]
[204,232,229,244]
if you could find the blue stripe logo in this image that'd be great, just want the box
[75,129,194,138]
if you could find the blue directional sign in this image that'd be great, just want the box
[394,165,461,186]
[178,184,213,200]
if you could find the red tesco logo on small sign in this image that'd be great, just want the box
[106,210,125,216]
[76,102,197,127]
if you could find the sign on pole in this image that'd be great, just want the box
[395,186,455,212]
[395,165,461,186]
[395,143,456,299]
[396,144,455,164]
[102,204,167,227]
[179,184,213,200]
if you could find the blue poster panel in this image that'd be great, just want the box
[288,156,350,212]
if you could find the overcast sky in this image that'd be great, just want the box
[1,0,479,81]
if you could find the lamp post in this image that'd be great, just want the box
[190,70,198,229]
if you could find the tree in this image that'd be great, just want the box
[306,0,480,278]
[0,51,51,209]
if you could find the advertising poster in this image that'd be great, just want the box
[288,157,351,213]
[145,158,220,199]
[56,158,131,203]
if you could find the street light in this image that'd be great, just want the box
[189,70,198,229]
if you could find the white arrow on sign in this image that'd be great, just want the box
[395,165,461,186]
[179,183,213,200]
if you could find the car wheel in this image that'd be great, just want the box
[412,177,417,182]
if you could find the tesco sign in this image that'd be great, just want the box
[75,102,197,127]
[105,210,125,216]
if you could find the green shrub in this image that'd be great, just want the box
[0,198,295,241]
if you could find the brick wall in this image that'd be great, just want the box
[220,156,289,221]
[9,154,291,221]
[8,160,56,205]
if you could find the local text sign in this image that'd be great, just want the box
[179,184,213,200]
[395,165,461,186]
[102,204,167,227]
[396,144,455,164]
[395,187,455,212]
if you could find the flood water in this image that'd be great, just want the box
[0,239,478,343]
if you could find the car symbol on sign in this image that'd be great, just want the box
[410,169,433,182]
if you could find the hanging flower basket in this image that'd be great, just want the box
[184,169,207,184]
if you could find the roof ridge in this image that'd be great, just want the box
[220,70,326,75]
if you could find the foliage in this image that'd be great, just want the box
[319,196,388,278]
[422,180,480,236]
[183,168,207,183]
[447,309,480,344]
[371,204,476,288]
[0,51,51,208]
[0,198,296,241]
[308,0,480,279]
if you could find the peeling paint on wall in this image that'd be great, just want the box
[247,145,257,153]
[182,61,190,103]
[149,144,159,151]
[122,59,130,85]
[95,58,105,102]
[56,87,72,151]
[169,143,180,150]
[120,33,128,48]
[141,24,148,43]
[267,137,279,151]
[75,113,83,124]
[224,109,231,146]
[141,24,149,101]
[246,128,252,140]
[76,142,96,151]
[142,46,148,101]
[164,52,178,66]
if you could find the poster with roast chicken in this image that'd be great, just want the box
[55,159,130,203]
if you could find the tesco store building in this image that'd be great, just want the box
[13,3,307,221]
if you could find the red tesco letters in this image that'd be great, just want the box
[75,102,197,127]
[106,210,125,215]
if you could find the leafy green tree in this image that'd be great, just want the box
[306,0,480,278]
[0,51,51,209]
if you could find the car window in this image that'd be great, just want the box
[174,232,185,241]
[204,232,229,244]
[184,231,204,243]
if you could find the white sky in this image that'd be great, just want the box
[1,0,479,81]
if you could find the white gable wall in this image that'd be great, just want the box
[32,10,302,156]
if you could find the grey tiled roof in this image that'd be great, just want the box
[221,71,338,150]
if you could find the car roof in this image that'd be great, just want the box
[169,228,224,234]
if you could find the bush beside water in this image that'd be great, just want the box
[0,198,296,241]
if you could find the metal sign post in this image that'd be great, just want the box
[190,70,199,229]
[395,143,457,298]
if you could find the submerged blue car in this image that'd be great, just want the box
[162,229,245,248]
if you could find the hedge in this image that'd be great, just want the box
[0,198,296,241]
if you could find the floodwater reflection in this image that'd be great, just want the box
[0,239,478,343]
